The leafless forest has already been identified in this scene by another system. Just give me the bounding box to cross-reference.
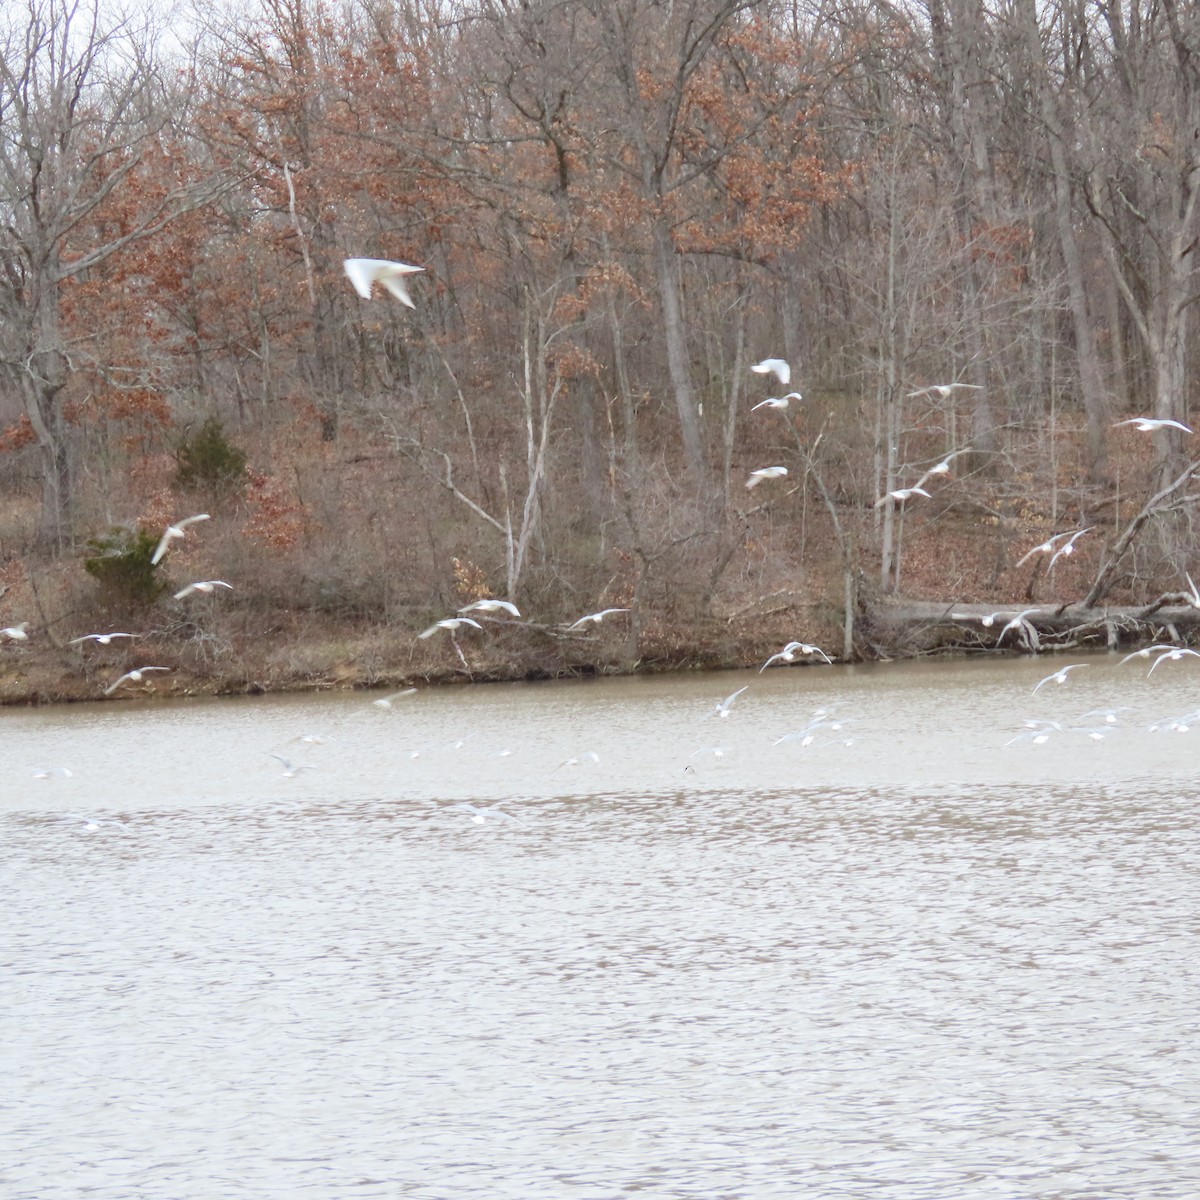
[2,0,1200,696]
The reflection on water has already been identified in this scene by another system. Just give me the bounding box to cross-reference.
[4,656,1200,1198]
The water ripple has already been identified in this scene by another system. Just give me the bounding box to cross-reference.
[5,667,1200,1197]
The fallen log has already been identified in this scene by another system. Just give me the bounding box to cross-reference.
[862,598,1200,658]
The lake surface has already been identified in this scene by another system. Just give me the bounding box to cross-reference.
[4,654,1200,1198]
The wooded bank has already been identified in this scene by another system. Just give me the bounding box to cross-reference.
[6,583,1200,706]
[3,0,1200,705]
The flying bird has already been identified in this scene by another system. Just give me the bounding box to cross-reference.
[68,632,138,646]
[1114,417,1193,434]
[565,608,629,631]
[1147,646,1200,676]
[1014,528,1084,569]
[1,622,29,640]
[174,580,233,599]
[973,609,1042,629]
[746,466,788,489]
[104,666,170,695]
[1078,706,1131,726]
[32,765,74,780]
[906,383,983,399]
[270,753,309,779]
[997,609,1042,652]
[688,746,729,761]
[451,802,528,828]
[1032,663,1089,693]
[418,617,483,639]
[751,393,803,412]
[1119,643,1183,665]
[915,448,971,489]
[371,688,418,709]
[705,685,750,720]
[1048,527,1094,570]
[458,599,522,618]
[1185,574,1200,609]
[774,714,849,747]
[151,514,210,565]
[1005,720,1063,747]
[344,257,425,307]
[760,641,833,671]
[557,751,601,769]
[62,814,128,833]
[874,486,931,507]
[751,358,791,385]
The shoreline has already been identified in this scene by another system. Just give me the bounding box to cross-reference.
[6,597,1199,708]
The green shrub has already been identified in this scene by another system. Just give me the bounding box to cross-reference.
[174,416,247,494]
[83,527,169,606]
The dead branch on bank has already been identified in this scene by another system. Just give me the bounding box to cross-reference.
[1083,459,1200,608]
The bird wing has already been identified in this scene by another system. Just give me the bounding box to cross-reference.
[751,358,791,384]
[464,600,520,616]
[1014,538,1058,567]
[489,807,529,828]
[377,269,419,308]
[178,513,211,530]
[343,258,381,299]
[1048,528,1093,568]
[345,258,423,306]
[150,532,174,565]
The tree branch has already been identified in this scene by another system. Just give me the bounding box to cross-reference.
[1083,459,1200,608]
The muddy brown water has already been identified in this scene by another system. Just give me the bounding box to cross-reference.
[4,654,1199,1198]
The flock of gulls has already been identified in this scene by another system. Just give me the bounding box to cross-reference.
[31,628,1200,832]
[1,511,639,699]
[1,509,240,697]
[8,257,1200,814]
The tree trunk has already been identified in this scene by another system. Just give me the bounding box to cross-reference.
[1014,0,1108,476]
[650,209,706,476]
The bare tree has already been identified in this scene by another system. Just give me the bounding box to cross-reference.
[1010,0,1110,476]
[0,0,225,546]
[1074,0,1200,480]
